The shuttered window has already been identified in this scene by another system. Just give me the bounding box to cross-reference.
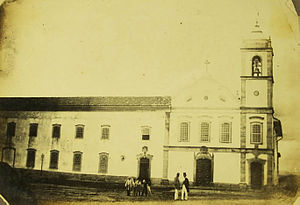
[220,122,232,143]
[99,153,109,174]
[52,124,61,138]
[26,149,36,168]
[180,122,189,142]
[101,125,110,139]
[75,125,84,139]
[29,123,38,137]
[251,122,263,144]
[49,150,59,169]
[200,122,210,142]
[73,152,82,171]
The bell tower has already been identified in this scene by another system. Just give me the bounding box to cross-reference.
[240,18,276,187]
[240,20,274,109]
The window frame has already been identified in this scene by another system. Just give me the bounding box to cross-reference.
[73,151,83,172]
[250,122,263,144]
[29,123,38,137]
[49,150,59,169]
[219,122,232,143]
[26,148,36,168]
[141,126,151,141]
[98,152,109,174]
[101,125,110,140]
[179,122,190,142]
[52,124,61,139]
[200,122,211,142]
[252,55,262,77]
[7,122,16,137]
[75,124,84,139]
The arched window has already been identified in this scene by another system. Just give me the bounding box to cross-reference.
[179,122,189,142]
[200,122,210,142]
[49,150,59,169]
[75,124,84,139]
[101,125,110,139]
[99,152,109,174]
[73,151,83,171]
[252,56,262,76]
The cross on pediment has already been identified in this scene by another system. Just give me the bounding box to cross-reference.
[204,60,210,72]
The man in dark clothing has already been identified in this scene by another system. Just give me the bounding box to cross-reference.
[141,179,148,196]
[181,172,189,200]
[174,173,180,200]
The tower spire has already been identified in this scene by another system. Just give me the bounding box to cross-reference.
[251,12,263,34]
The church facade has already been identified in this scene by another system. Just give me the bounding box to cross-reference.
[0,24,282,189]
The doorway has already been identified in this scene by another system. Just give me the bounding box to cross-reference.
[250,161,263,189]
[139,157,150,180]
[196,158,212,185]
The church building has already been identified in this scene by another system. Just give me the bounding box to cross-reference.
[0,22,282,189]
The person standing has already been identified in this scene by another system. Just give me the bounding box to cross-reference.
[174,173,180,200]
[125,177,131,196]
[146,178,152,196]
[181,172,189,200]
[141,179,148,196]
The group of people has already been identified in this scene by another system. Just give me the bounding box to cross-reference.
[174,172,189,200]
[124,177,152,197]
[124,173,190,201]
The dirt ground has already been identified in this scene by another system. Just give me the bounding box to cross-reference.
[32,183,300,205]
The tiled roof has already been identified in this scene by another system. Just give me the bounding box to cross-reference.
[0,96,171,111]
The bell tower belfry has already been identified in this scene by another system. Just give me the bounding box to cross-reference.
[240,20,274,108]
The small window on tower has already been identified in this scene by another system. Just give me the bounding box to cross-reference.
[250,122,263,144]
[141,126,151,140]
[252,56,262,76]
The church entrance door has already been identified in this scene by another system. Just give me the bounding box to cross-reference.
[196,158,212,185]
[139,157,150,180]
[250,161,263,189]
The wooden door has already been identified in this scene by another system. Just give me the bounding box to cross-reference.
[139,157,149,180]
[251,162,263,189]
[196,158,212,185]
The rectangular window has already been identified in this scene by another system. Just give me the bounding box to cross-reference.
[99,153,109,174]
[200,122,210,142]
[29,123,38,137]
[180,122,189,142]
[251,122,263,144]
[73,152,82,171]
[101,125,110,139]
[52,124,61,138]
[141,126,151,140]
[49,150,59,169]
[75,125,84,139]
[7,122,16,137]
[220,122,232,143]
[26,149,36,168]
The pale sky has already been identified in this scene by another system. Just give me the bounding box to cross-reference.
[0,0,299,173]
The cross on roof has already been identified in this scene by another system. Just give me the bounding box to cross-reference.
[204,60,210,72]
